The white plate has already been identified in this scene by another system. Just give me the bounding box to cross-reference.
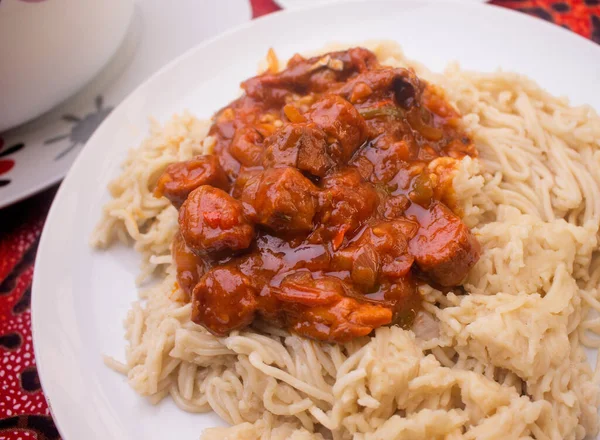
[274,0,487,8]
[0,0,251,209]
[32,1,600,439]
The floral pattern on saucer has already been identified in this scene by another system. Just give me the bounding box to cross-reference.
[0,140,25,188]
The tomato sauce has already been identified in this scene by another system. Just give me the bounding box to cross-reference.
[156,47,480,342]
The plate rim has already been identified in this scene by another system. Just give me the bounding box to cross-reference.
[31,1,600,438]
[273,0,489,8]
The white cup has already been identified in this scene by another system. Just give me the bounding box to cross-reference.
[0,0,134,132]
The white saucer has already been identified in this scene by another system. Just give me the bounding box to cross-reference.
[0,0,251,209]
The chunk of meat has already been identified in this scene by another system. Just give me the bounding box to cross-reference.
[179,186,255,255]
[272,271,344,306]
[318,168,379,242]
[242,167,318,234]
[335,219,418,283]
[230,126,264,167]
[351,137,420,184]
[262,123,333,177]
[172,232,206,297]
[409,202,480,286]
[380,194,411,219]
[335,67,422,110]
[241,48,378,105]
[231,167,261,199]
[273,272,392,342]
[364,277,418,325]
[308,95,368,162]
[232,248,286,324]
[154,155,229,208]
[292,297,392,342]
[192,267,257,335]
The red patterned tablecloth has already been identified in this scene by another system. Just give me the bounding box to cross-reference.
[0,1,597,438]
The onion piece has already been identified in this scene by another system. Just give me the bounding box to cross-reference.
[351,245,380,290]
[407,109,443,141]
[309,55,344,72]
[412,310,440,341]
[267,48,279,74]
[358,105,405,120]
[283,104,307,123]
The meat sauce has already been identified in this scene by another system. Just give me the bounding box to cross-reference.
[155,48,481,343]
